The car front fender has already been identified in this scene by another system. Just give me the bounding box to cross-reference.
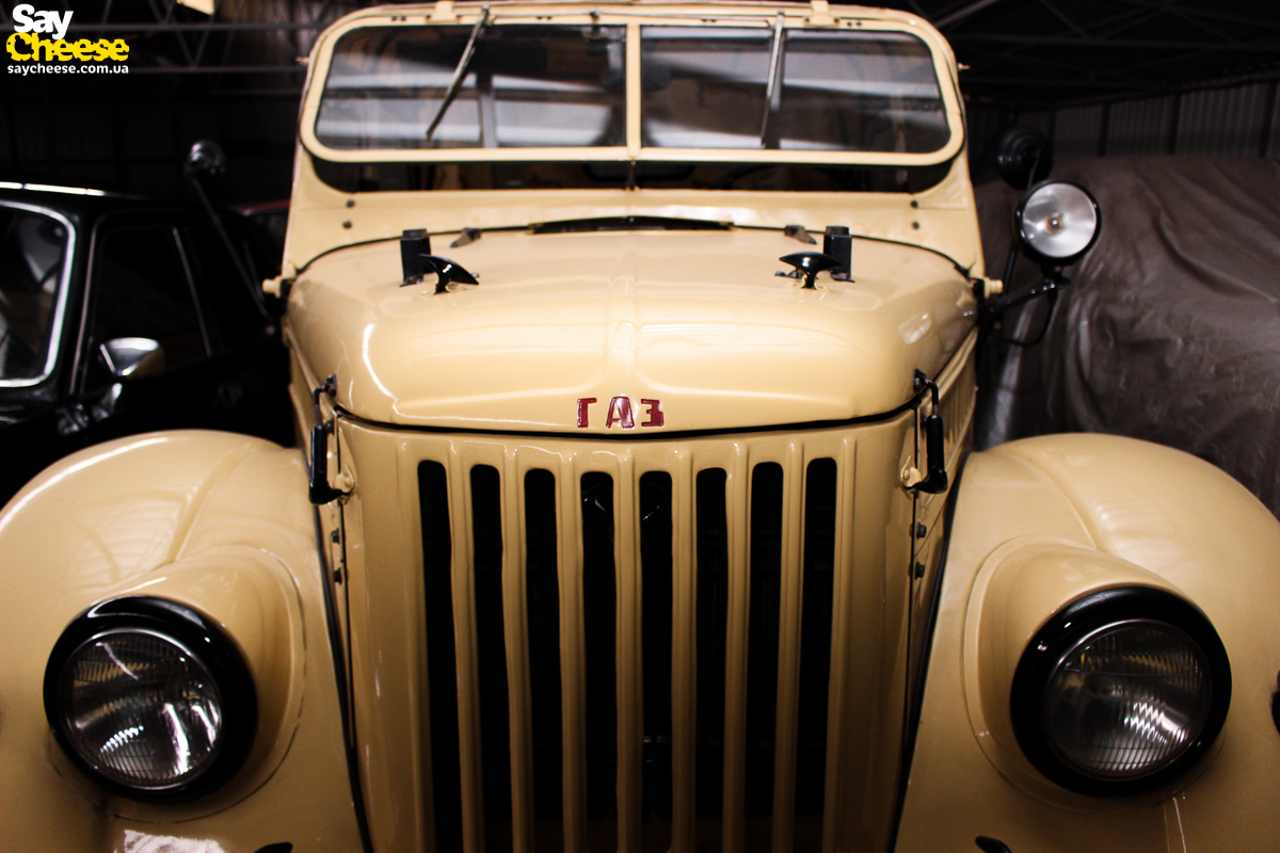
[0,430,363,853]
[897,433,1280,852]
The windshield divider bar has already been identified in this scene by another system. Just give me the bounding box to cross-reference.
[759,12,785,149]
[425,5,489,143]
[626,20,642,158]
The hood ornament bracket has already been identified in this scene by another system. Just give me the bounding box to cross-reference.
[777,251,842,289]
[401,228,480,293]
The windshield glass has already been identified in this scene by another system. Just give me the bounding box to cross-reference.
[316,24,627,150]
[641,27,948,152]
[312,21,951,157]
[0,205,69,382]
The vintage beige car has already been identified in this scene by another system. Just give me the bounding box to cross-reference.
[4,2,1280,852]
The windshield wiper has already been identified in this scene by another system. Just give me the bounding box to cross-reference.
[425,5,490,143]
[758,12,785,148]
[530,216,732,234]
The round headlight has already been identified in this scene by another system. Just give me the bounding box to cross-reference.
[1012,587,1230,797]
[1014,180,1100,266]
[44,598,256,800]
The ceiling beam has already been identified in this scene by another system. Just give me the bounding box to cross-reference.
[949,34,1280,52]
[933,0,1008,30]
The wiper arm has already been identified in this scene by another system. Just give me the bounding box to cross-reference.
[426,5,490,143]
[530,216,732,234]
[758,12,785,148]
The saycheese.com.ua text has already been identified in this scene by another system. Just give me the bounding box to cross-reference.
[8,61,128,74]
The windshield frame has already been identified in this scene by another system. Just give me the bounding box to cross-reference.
[299,4,964,167]
[0,200,76,389]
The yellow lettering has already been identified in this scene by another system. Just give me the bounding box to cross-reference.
[34,36,57,62]
[5,32,34,61]
[4,33,128,63]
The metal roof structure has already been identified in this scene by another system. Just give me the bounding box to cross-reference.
[885,0,1280,108]
[3,0,1277,108]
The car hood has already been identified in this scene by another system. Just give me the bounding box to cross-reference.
[287,227,976,433]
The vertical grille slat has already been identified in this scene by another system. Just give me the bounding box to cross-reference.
[473,465,513,853]
[558,465,587,853]
[639,472,674,853]
[770,451,809,853]
[669,462,697,853]
[581,472,619,853]
[525,469,564,851]
[617,462,643,853]
[721,451,752,853]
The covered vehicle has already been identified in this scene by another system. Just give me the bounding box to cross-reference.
[2,5,1279,853]
[0,182,291,502]
[975,155,1280,517]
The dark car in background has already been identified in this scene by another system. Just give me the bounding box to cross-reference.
[0,181,290,503]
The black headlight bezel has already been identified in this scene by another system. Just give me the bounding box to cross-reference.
[1010,586,1231,798]
[43,596,258,802]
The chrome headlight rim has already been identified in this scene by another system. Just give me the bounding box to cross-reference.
[1010,586,1231,798]
[43,596,258,802]
[1013,179,1102,267]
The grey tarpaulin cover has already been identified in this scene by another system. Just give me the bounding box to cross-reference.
[974,156,1280,518]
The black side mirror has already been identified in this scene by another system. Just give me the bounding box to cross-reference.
[996,126,1053,191]
[182,140,274,322]
[99,337,165,381]
[184,139,227,189]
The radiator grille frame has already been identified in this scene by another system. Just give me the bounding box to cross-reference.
[335,336,976,853]
[410,428,870,853]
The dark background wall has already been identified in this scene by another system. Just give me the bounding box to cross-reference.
[2,0,1278,203]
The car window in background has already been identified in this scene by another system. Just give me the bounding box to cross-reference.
[0,205,69,381]
[183,220,272,352]
[89,225,208,381]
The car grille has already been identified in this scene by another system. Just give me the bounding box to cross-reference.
[416,430,860,853]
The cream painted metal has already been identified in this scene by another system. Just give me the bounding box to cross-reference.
[4,2,1279,853]
[0,433,363,851]
[897,435,1280,850]
[285,227,977,432]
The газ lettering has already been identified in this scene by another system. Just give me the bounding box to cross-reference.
[3,3,1279,852]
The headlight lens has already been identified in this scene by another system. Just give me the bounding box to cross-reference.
[1012,588,1230,797]
[44,598,256,800]
[1015,180,1100,265]
[1042,620,1212,780]
[57,628,225,789]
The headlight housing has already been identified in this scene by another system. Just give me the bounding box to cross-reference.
[1011,587,1230,797]
[1014,180,1101,267]
[43,597,257,801]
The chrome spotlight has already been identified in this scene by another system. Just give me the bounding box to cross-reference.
[1014,181,1101,267]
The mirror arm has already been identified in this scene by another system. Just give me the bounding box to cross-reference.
[980,269,1069,347]
[183,141,274,323]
